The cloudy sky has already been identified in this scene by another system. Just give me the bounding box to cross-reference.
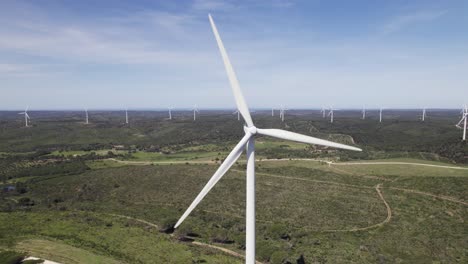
[1,0,467,110]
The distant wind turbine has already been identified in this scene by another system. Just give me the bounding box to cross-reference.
[174,15,362,264]
[271,108,274,117]
[379,108,383,123]
[168,107,173,120]
[421,107,426,122]
[279,105,288,122]
[84,108,89,124]
[456,105,467,141]
[18,107,30,127]
[193,105,199,121]
[362,106,366,120]
[233,110,240,121]
[125,108,129,124]
[320,107,326,118]
[328,107,334,123]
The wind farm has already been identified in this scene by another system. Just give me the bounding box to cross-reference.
[0,1,467,264]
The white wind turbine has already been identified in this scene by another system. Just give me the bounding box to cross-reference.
[84,108,89,124]
[174,15,362,264]
[320,107,326,118]
[125,108,129,124]
[18,107,30,127]
[421,107,426,122]
[168,107,173,120]
[456,105,467,141]
[362,106,366,120]
[271,108,274,117]
[328,107,335,123]
[233,109,240,120]
[279,105,288,122]
[379,107,383,123]
[193,105,200,121]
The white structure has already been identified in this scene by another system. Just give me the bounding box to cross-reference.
[456,105,467,141]
[271,108,274,116]
[422,107,426,122]
[328,107,334,123]
[193,105,199,121]
[84,108,89,124]
[125,108,129,124]
[320,107,326,118]
[362,106,366,120]
[18,107,30,127]
[379,108,383,123]
[168,107,173,120]
[233,110,240,120]
[175,15,362,264]
[279,105,288,122]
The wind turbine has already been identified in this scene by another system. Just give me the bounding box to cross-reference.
[320,107,326,118]
[84,108,89,124]
[193,105,199,121]
[421,107,426,122]
[168,107,173,120]
[175,15,362,264]
[379,107,383,123]
[233,110,240,121]
[279,105,288,122]
[362,106,366,120]
[125,108,129,124]
[271,108,274,117]
[18,107,30,127]
[328,107,334,123]
[456,105,467,141]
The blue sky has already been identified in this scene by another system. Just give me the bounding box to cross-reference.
[0,0,467,110]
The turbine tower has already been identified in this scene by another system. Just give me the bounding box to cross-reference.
[328,107,334,123]
[175,15,362,264]
[379,107,383,123]
[362,106,366,120]
[279,105,288,122]
[125,108,129,124]
[168,107,173,120]
[18,107,30,127]
[422,107,426,122]
[233,110,240,121]
[193,105,199,121]
[320,107,326,118]
[456,105,467,141]
[271,108,274,117]
[84,108,89,124]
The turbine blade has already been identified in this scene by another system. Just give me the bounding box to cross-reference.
[257,128,362,151]
[175,133,252,228]
[208,14,254,127]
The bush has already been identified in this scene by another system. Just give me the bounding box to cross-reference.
[18,197,35,206]
[0,250,26,264]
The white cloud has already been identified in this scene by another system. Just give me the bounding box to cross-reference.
[383,10,448,34]
[192,0,235,11]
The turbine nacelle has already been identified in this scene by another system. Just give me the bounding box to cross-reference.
[244,126,257,135]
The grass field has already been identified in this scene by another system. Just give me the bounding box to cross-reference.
[1,156,465,263]
[0,111,467,263]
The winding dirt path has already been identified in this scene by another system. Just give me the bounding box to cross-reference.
[388,187,468,206]
[334,161,468,170]
[322,184,392,232]
[106,213,263,263]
